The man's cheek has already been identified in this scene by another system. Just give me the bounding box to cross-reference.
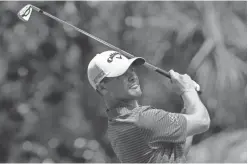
[124,84,130,92]
[111,83,123,93]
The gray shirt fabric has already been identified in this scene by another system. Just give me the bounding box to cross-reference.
[107,106,187,163]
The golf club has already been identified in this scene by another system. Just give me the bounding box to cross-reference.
[17,4,201,94]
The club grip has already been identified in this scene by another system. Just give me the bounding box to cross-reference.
[155,68,202,95]
[155,68,171,78]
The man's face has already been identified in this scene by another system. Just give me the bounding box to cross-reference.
[102,66,142,100]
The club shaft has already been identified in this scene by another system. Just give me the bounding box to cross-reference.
[30,5,202,94]
[30,5,202,95]
[31,5,171,78]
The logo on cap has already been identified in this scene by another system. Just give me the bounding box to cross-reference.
[107,52,122,63]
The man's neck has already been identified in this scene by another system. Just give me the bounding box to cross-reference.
[105,99,139,119]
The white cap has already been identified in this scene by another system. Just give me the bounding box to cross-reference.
[87,50,145,90]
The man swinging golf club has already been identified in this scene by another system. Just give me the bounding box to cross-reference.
[88,51,210,163]
[17,4,208,163]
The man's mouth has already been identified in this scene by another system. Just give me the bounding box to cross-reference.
[129,83,139,89]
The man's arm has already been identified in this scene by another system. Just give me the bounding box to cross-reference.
[181,90,210,136]
[184,136,193,155]
[169,70,210,137]
[180,108,193,155]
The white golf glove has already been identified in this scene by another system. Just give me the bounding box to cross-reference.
[169,70,201,95]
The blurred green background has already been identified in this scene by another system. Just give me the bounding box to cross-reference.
[0,1,246,163]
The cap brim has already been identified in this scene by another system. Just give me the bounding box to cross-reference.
[129,57,146,66]
[106,57,145,78]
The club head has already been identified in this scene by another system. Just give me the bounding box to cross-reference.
[17,4,33,22]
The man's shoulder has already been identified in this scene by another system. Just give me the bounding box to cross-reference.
[135,105,154,112]
[108,106,152,127]
[108,106,162,127]
[136,105,165,115]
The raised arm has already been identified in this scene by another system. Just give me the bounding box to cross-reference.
[181,90,210,136]
[169,70,210,137]
[180,108,193,155]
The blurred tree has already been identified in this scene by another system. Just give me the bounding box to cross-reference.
[187,1,246,129]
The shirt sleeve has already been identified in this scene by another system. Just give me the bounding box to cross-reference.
[137,107,187,143]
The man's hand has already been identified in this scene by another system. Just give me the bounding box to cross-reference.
[169,70,199,95]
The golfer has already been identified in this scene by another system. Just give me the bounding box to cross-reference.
[87,50,210,163]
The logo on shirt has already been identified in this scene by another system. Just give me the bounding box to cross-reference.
[168,113,179,125]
